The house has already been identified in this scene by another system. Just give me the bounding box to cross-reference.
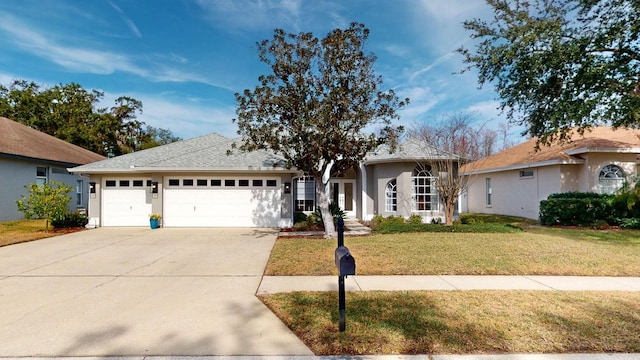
[0,117,106,221]
[69,134,456,228]
[460,127,640,220]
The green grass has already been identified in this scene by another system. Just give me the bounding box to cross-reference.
[267,213,640,276]
[260,290,640,355]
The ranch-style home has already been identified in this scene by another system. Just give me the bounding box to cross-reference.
[0,117,105,221]
[461,127,640,220]
[70,133,457,228]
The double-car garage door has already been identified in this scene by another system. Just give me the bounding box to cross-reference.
[101,177,283,227]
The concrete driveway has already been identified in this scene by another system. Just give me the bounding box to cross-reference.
[0,228,313,356]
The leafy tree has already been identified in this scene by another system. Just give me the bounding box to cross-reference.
[458,0,640,146]
[410,112,491,225]
[0,80,180,155]
[233,22,408,237]
[139,125,183,150]
[15,181,72,232]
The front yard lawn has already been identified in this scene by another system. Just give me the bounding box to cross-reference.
[266,231,640,276]
[0,219,62,247]
[260,290,640,355]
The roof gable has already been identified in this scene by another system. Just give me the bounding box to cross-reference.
[364,138,458,164]
[462,127,640,174]
[0,117,105,165]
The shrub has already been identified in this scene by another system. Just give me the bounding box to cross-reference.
[408,214,423,225]
[294,212,308,224]
[370,215,384,230]
[619,218,640,229]
[374,222,520,234]
[51,211,88,228]
[539,193,614,226]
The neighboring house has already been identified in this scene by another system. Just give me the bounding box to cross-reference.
[0,117,106,221]
[460,127,640,220]
[70,134,456,228]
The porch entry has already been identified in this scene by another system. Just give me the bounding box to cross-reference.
[330,179,356,217]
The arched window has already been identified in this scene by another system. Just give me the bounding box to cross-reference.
[412,165,438,211]
[598,164,625,194]
[385,179,397,212]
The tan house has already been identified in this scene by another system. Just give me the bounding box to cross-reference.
[0,117,105,221]
[70,135,455,228]
[461,127,640,220]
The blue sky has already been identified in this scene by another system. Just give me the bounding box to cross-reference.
[0,0,523,143]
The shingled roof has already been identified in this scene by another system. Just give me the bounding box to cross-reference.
[462,127,640,175]
[70,132,293,173]
[364,138,458,164]
[0,117,105,166]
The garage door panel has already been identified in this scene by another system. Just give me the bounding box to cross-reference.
[102,188,152,227]
[164,188,281,227]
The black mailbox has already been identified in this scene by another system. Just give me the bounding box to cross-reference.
[335,246,356,276]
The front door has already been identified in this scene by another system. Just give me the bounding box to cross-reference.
[330,180,356,217]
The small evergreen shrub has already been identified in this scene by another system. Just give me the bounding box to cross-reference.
[294,212,308,224]
[51,211,88,228]
[539,193,614,226]
[408,214,423,225]
[619,218,640,229]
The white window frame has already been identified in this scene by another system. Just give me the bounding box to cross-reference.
[412,165,438,212]
[486,178,492,207]
[36,166,47,185]
[598,164,625,194]
[76,180,83,206]
[295,176,315,212]
[385,179,397,212]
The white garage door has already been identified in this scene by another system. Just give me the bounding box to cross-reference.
[102,179,152,227]
[163,177,282,227]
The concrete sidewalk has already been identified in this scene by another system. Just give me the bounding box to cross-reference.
[257,275,640,294]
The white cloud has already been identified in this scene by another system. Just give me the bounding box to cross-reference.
[107,1,142,38]
[196,0,303,32]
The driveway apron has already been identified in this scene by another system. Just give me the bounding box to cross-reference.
[0,228,313,356]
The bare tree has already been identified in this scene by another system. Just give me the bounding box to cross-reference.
[410,112,488,225]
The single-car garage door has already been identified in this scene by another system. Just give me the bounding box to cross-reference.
[163,177,282,227]
[102,179,152,227]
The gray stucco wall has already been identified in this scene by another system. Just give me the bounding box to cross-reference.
[0,157,89,221]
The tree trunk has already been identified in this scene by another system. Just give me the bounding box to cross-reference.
[444,201,455,226]
[315,180,337,238]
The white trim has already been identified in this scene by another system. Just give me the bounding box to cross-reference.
[565,147,640,155]
[461,158,584,176]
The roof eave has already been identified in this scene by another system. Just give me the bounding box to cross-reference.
[565,147,640,155]
[461,158,585,176]
[68,166,300,174]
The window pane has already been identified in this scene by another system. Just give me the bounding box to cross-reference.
[169,179,179,186]
[119,180,130,187]
[239,180,249,187]
[106,180,116,187]
[36,166,47,177]
[197,179,208,186]
[266,179,277,187]
[183,179,194,186]
[253,179,263,187]
[225,179,235,187]
[211,179,221,186]
[133,180,144,187]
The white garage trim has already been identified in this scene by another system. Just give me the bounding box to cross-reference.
[163,176,284,227]
[102,178,152,227]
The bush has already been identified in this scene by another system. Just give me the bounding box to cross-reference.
[619,218,640,229]
[294,212,308,224]
[51,211,88,228]
[408,214,423,225]
[539,193,614,226]
[374,222,520,234]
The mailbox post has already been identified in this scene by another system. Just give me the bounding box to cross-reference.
[335,217,355,332]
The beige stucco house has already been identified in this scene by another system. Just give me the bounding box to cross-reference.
[70,135,455,228]
[460,127,640,220]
